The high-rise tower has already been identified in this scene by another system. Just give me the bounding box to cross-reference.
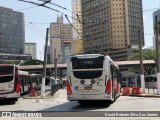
[81,0,144,60]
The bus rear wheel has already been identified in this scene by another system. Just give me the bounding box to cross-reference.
[7,98,18,104]
[111,93,116,103]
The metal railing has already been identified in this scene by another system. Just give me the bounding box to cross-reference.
[51,84,63,96]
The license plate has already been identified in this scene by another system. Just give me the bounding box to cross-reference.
[84,87,92,90]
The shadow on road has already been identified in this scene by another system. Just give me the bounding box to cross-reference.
[0,99,16,105]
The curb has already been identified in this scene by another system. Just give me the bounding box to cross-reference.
[46,89,62,98]
[134,94,160,98]
[121,94,160,98]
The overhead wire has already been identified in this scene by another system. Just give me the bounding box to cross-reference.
[18,0,80,23]
[38,0,78,15]
[17,0,155,40]
[28,22,46,37]
[25,23,45,38]
[16,0,160,24]
[65,14,94,54]
[16,5,38,11]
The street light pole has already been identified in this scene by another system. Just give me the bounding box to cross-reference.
[54,48,58,84]
[155,16,160,94]
[138,30,145,93]
[41,28,49,97]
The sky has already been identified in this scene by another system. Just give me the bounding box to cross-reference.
[0,0,160,60]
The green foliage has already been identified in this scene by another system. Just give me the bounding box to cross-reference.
[128,49,156,75]
[6,60,15,64]
[19,59,44,66]
[128,49,156,61]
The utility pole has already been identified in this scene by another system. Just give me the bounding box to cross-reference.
[54,49,58,84]
[50,49,58,95]
[41,28,49,97]
[138,30,145,93]
[155,16,160,94]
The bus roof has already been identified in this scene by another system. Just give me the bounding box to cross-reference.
[71,54,104,59]
[0,64,17,67]
[18,70,29,76]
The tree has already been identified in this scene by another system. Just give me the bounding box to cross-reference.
[19,59,44,66]
[128,48,156,75]
[128,49,156,61]
[6,60,15,64]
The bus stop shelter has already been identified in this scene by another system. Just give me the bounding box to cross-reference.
[121,71,139,87]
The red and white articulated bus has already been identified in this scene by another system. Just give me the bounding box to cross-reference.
[67,54,121,104]
[0,64,20,103]
[0,64,32,103]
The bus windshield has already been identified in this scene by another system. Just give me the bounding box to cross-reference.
[71,56,104,79]
[0,66,14,83]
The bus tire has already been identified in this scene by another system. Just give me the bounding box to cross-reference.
[14,98,18,102]
[8,98,16,104]
[111,94,116,103]
[78,101,87,105]
[113,94,116,102]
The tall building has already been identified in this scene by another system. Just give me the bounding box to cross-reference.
[0,6,25,54]
[72,0,82,40]
[81,0,144,60]
[153,9,160,49]
[25,43,37,59]
[63,40,72,63]
[72,39,83,54]
[50,15,72,63]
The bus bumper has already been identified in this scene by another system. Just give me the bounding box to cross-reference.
[0,92,20,99]
[67,93,111,101]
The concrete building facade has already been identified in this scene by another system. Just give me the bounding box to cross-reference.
[153,9,160,49]
[62,40,72,63]
[81,0,144,60]
[25,43,37,59]
[72,39,83,54]
[50,16,72,63]
[72,0,82,40]
[0,6,25,54]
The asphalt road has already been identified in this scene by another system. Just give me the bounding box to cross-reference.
[1,89,160,120]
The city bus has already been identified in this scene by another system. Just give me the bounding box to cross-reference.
[145,75,157,89]
[31,74,54,90]
[0,64,20,103]
[18,70,32,94]
[31,73,42,90]
[67,54,121,104]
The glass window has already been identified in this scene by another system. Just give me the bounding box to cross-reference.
[0,66,14,83]
[71,56,104,69]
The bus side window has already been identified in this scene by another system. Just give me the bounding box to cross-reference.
[110,64,118,80]
[118,72,122,83]
[110,65,113,80]
[20,76,23,85]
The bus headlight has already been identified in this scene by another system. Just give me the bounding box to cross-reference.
[80,79,85,84]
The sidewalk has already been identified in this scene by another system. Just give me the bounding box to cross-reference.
[22,88,62,99]
[121,88,160,98]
